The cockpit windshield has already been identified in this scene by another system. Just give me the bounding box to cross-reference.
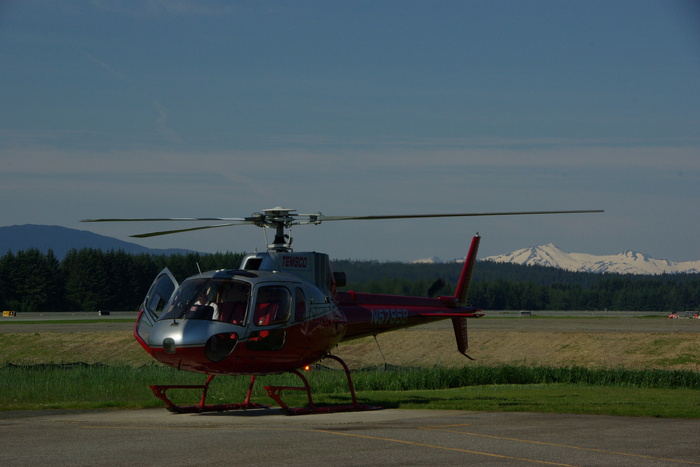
[159,278,251,324]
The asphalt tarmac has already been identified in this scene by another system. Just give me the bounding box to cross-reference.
[1,408,698,466]
[2,313,699,465]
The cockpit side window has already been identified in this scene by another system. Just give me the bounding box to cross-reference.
[253,286,291,326]
[217,281,250,324]
[145,272,177,319]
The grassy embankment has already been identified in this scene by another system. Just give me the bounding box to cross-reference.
[1,317,698,417]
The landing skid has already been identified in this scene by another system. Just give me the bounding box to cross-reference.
[150,355,380,415]
[150,374,270,414]
[264,355,381,415]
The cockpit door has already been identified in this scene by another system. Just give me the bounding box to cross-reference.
[142,268,179,323]
[136,268,178,350]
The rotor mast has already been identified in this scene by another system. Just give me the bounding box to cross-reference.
[252,207,302,252]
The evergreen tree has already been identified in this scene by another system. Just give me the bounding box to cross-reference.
[62,249,110,311]
[0,251,19,310]
[10,249,61,312]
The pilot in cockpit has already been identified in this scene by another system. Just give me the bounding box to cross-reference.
[194,291,220,320]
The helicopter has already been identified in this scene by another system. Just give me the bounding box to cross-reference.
[82,207,602,414]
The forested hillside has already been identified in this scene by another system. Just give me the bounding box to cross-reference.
[334,260,700,312]
[0,249,244,312]
[1,250,698,312]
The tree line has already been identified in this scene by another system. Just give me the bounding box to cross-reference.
[1,249,698,312]
[337,260,700,312]
[0,249,244,312]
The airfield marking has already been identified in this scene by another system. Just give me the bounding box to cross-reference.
[81,424,573,465]
[80,422,700,465]
[309,428,577,466]
[420,425,700,466]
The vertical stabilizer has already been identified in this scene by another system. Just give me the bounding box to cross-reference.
[449,235,481,360]
[453,234,481,307]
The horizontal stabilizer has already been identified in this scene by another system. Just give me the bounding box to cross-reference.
[420,311,484,318]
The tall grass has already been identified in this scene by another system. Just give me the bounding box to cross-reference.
[315,364,700,391]
[1,363,698,413]
[0,363,183,410]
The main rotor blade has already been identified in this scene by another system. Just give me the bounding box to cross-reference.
[81,209,604,238]
[317,210,604,222]
[129,223,249,238]
[81,217,247,222]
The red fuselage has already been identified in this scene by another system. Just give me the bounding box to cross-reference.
[135,236,482,376]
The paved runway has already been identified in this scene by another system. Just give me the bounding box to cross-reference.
[1,408,698,466]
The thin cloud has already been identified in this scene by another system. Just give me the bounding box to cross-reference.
[77,49,128,81]
[152,100,182,143]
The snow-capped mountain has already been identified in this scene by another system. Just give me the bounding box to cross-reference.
[482,243,700,275]
[411,256,444,264]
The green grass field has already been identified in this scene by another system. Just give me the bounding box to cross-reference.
[1,316,698,417]
[1,363,698,418]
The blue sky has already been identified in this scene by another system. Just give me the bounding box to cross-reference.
[1,0,698,261]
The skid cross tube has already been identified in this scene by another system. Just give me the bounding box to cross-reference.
[264,354,381,415]
[150,374,269,413]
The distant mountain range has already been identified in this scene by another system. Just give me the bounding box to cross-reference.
[482,243,700,275]
[3,225,699,275]
[0,224,197,259]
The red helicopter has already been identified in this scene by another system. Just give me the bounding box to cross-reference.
[83,207,601,414]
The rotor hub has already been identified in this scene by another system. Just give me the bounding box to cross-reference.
[249,208,299,252]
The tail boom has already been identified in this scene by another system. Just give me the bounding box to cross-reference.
[337,234,483,342]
